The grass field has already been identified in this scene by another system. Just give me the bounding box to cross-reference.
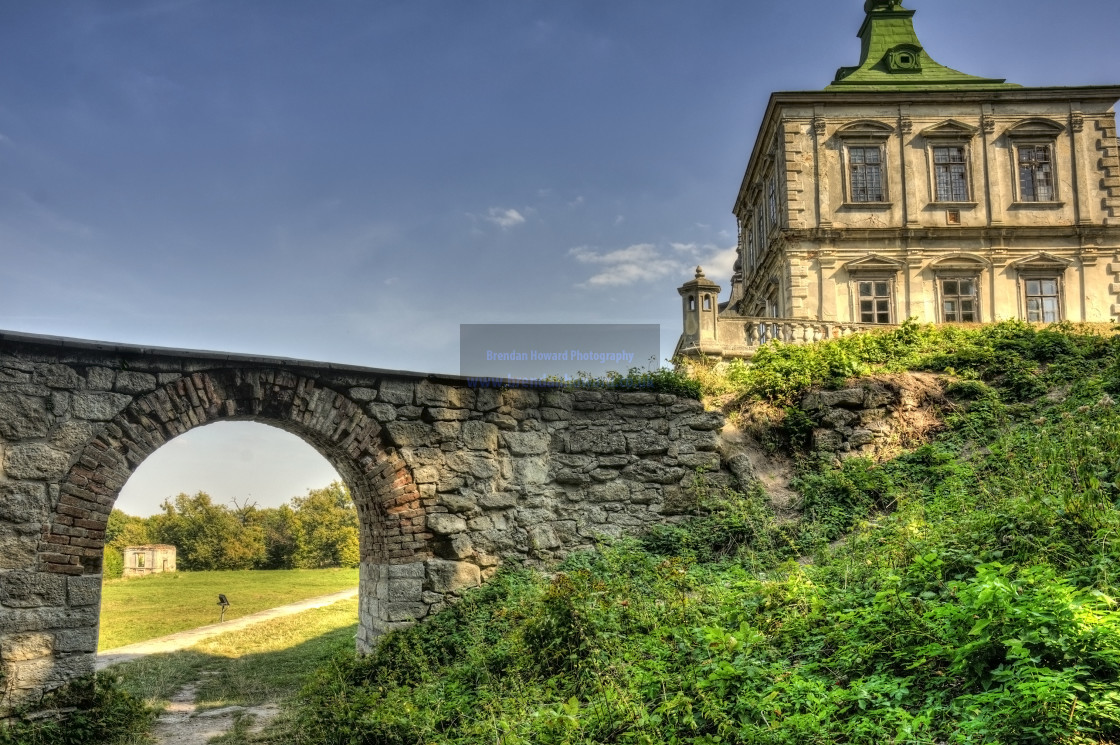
[99,568,358,651]
[112,597,359,744]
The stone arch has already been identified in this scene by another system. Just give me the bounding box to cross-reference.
[39,368,426,652]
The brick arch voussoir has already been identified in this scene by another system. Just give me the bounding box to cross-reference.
[41,369,430,575]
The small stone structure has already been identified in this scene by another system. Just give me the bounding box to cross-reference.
[121,545,176,578]
[801,374,946,457]
[0,330,732,710]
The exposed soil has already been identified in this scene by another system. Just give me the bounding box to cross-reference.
[150,678,280,744]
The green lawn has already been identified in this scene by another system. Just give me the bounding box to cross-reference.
[98,568,358,651]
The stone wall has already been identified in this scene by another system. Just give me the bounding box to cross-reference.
[801,374,946,458]
[0,331,729,710]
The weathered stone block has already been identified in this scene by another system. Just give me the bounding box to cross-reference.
[348,387,378,402]
[474,388,501,412]
[724,453,754,483]
[0,532,38,570]
[624,461,686,484]
[849,428,875,448]
[388,578,423,602]
[412,466,439,484]
[589,480,631,503]
[626,433,670,455]
[48,420,96,453]
[427,513,467,535]
[512,456,548,485]
[676,452,721,470]
[0,572,66,608]
[385,421,436,448]
[501,390,539,409]
[813,429,844,452]
[4,444,71,480]
[500,431,550,456]
[441,495,477,513]
[85,367,115,390]
[0,482,49,524]
[820,407,859,429]
[554,469,591,485]
[460,421,498,451]
[34,364,82,389]
[388,563,426,579]
[386,602,428,622]
[71,392,131,421]
[53,628,97,654]
[478,493,518,509]
[683,411,724,431]
[449,534,474,559]
[425,559,481,595]
[567,430,626,454]
[378,380,414,405]
[113,371,157,395]
[424,407,470,422]
[0,632,53,662]
[819,389,865,408]
[445,452,498,479]
[0,394,50,440]
[365,402,398,421]
[528,525,560,551]
[67,576,100,608]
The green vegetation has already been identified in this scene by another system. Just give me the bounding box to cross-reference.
[280,322,1120,744]
[104,481,360,577]
[98,567,357,650]
[0,675,151,745]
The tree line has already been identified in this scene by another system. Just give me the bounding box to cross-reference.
[104,481,359,578]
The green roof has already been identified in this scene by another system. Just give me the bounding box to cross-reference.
[826,1,1018,91]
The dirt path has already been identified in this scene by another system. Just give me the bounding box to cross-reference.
[148,678,280,745]
[96,587,358,670]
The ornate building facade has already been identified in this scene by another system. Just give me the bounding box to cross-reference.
[677,0,1120,358]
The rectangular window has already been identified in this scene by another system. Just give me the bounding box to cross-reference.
[756,211,765,249]
[848,146,884,202]
[746,227,755,267]
[1025,278,1061,323]
[858,280,892,324]
[933,146,969,202]
[1018,145,1054,202]
[137,554,145,568]
[941,278,978,322]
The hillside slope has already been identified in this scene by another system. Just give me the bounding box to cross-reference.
[282,322,1120,745]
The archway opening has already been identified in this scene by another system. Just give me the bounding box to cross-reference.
[98,421,361,654]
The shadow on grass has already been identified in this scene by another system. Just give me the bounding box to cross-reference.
[111,621,358,709]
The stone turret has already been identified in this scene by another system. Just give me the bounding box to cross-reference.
[677,266,722,356]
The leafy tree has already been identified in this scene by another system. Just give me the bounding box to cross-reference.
[105,508,152,552]
[257,504,299,569]
[149,492,265,571]
[291,482,360,569]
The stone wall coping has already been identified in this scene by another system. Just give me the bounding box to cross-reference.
[0,329,466,385]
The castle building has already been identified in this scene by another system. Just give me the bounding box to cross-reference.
[676,0,1120,358]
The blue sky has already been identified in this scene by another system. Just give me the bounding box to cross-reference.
[3,0,1118,514]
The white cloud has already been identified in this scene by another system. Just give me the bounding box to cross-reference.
[613,214,625,225]
[485,207,526,229]
[569,243,684,288]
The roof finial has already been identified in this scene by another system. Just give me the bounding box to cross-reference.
[695,266,705,279]
[864,0,905,11]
